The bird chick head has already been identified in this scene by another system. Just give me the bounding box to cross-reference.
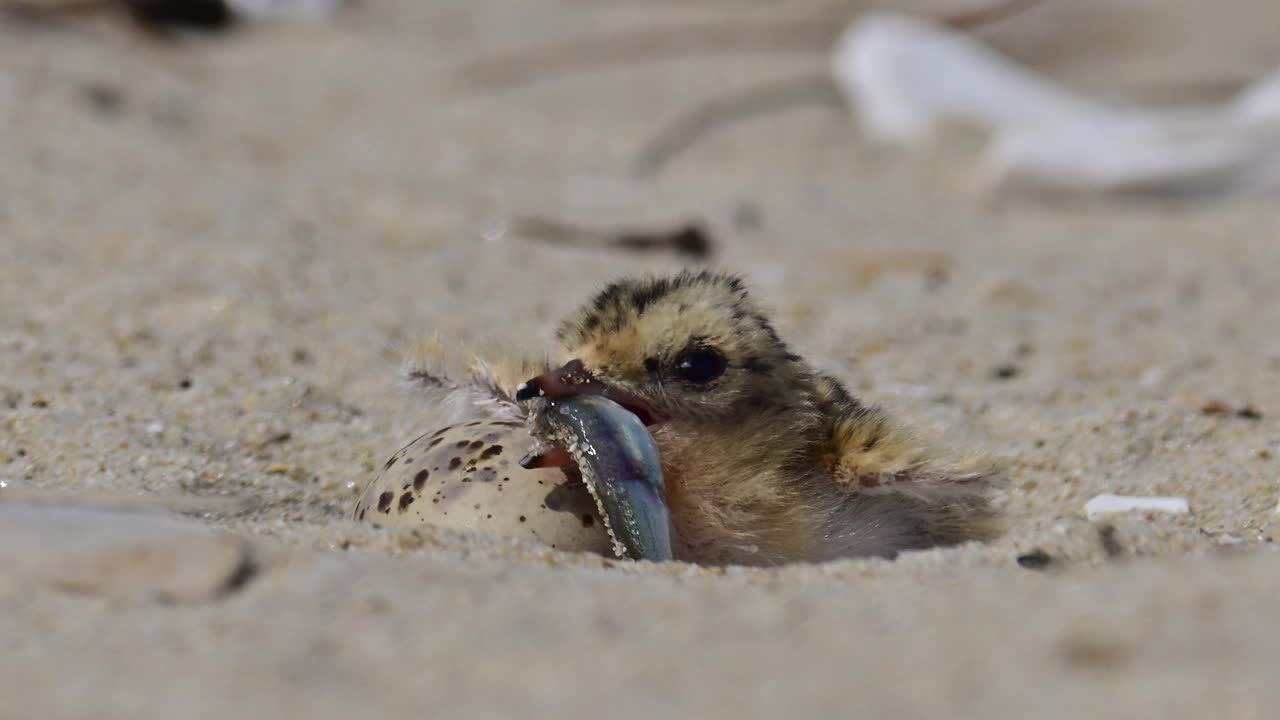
[516,270,806,427]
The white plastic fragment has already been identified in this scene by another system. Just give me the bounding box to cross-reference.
[832,13,1101,146]
[831,13,1280,198]
[1085,493,1190,520]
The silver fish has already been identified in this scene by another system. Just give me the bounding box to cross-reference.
[523,395,673,562]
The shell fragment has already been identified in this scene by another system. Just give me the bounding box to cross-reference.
[1085,493,1190,520]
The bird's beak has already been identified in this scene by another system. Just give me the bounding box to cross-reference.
[514,359,662,427]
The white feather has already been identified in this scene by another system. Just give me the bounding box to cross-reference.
[401,337,524,424]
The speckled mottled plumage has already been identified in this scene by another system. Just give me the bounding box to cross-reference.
[411,270,1002,566]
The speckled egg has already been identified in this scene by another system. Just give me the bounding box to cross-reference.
[353,419,613,555]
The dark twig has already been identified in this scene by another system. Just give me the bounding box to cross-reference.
[510,215,714,260]
[626,0,1045,177]
[631,71,843,177]
[454,0,1044,92]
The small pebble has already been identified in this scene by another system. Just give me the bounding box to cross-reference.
[991,364,1020,380]
[1237,405,1263,420]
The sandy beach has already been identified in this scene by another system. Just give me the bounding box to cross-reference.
[2,2,1279,717]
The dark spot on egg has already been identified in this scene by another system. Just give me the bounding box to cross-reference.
[377,492,394,513]
[455,440,470,448]
[519,515,527,523]
[468,440,484,451]
[466,421,483,427]
[413,469,430,490]
[403,457,414,465]
[480,445,503,459]
[432,427,452,438]
[581,514,595,528]
[473,468,498,483]
[357,507,366,521]
[449,457,462,470]
[383,456,397,470]
[399,493,414,510]
[427,437,444,449]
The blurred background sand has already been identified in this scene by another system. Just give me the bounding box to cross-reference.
[1,1,1279,717]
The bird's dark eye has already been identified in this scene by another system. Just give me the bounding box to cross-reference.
[674,348,728,385]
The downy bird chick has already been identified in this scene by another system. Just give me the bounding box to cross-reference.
[414,270,1001,566]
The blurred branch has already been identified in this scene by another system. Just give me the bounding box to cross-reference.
[454,0,1043,92]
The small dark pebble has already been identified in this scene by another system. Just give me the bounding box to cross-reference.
[1016,549,1053,570]
[1237,406,1263,420]
[30,399,49,409]
[81,82,126,114]
[178,378,193,390]
[991,365,1020,381]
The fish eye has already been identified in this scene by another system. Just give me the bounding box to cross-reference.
[674,347,728,385]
